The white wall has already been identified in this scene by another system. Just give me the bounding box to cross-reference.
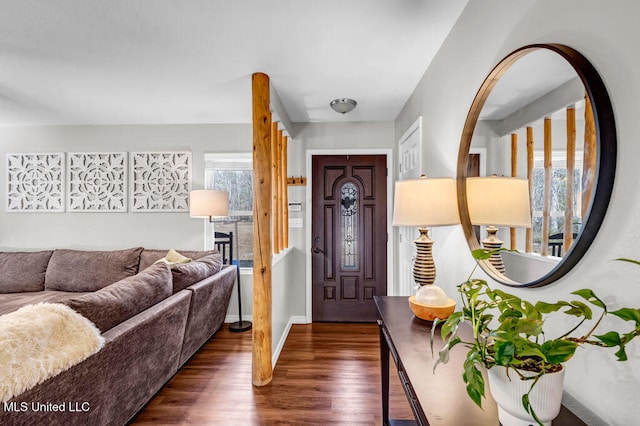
[0,124,251,250]
[395,2,640,425]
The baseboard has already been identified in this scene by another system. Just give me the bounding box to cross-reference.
[272,315,307,367]
[225,314,254,323]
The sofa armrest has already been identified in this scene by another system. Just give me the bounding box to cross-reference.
[179,265,236,365]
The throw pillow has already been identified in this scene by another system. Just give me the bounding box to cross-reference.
[154,249,192,265]
[170,253,224,293]
[45,247,143,292]
[0,251,53,293]
[139,249,218,271]
[64,262,172,333]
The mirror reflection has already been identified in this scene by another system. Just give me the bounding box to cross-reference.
[459,45,615,286]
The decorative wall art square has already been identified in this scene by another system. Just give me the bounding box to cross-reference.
[130,152,192,212]
[6,153,65,212]
[67,152,127,212]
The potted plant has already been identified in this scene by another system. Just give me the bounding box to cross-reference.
[431,248,640,426]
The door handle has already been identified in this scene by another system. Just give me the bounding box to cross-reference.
[312,247,325,254]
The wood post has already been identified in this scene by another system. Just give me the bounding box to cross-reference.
[251,72,273,386]
[564,106,576,254]
[525,127,534,253]
[510,133,518,250]
[583,95,597,220]
[541,117,552,256]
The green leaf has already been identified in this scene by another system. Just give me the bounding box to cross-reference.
[523,393,544,426]
[516,318,544,337]
[615,345,628,361]
[462,358,485,408]
[536,300,571,314]
[472,248,493,260]
[541,340,578,364]
[615,257,640,267]
[594,331,621,347]
[563,301,593,319]
[441,311,464,340]
[494,341,515,365]
[610,308,640,326]
[572,289,607,309]
[517,344,546,360]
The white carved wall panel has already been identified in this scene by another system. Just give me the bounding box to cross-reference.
[67,152,127,212]
[130,151,191,212]
[6,153,65,212]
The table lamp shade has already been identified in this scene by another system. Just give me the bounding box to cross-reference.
[189,190,229,218]
[392,177,459,227]
[466,176,531,228]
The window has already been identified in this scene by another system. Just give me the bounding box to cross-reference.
[531,152,583,254]
[204,153,253,268]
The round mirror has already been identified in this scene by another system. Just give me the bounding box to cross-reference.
[457,44,616,287]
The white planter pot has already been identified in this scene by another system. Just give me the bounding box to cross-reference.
[487,365,565,426]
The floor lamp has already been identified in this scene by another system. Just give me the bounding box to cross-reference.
[466,176,532,274]
[190,190,251,332]
[392,176,460,288]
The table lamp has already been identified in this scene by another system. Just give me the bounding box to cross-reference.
[466,176,532,273]
[392,175,459,287]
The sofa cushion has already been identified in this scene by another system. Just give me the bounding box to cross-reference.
[170,253,224,293]
[0,251,53,293]
[63,262,172,333]
[44,247,143,292]
[139,248,217,271]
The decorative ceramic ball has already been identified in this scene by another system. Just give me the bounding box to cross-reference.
[416,284,448,306]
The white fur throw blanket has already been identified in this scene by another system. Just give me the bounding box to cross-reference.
[0,303,105,402]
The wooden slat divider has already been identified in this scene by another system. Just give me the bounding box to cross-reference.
[526,127,534,253]
[564,106,576,254]
[510,133,518,250]
[583,95,597,220]
[277,129,284,252]
[271,122,280,254]
[282,135,289,249]
[541,117,552,256]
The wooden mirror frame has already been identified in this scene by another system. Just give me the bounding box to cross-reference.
[457,44,617,287]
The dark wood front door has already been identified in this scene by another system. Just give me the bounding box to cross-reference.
[312,155,387,322]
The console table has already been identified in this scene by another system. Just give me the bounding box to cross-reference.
[375,296,586,426]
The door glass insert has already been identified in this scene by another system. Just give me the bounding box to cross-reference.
[340,182,358,270]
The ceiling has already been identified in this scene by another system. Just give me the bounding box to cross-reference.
[0,0,468,127]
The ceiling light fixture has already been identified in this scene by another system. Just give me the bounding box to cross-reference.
[330,98,357,114]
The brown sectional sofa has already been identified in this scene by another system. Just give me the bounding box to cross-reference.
[0,247,236,426]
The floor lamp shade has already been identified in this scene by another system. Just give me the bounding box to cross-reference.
[189,190,229,220]
[393,177,459,287]
[466,176,531,273]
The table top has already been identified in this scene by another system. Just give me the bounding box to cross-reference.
[375,296,586,426]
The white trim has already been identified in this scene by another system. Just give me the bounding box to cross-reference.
[272,315,307,367]
[224,314,254,323]
[398,116,422,179]
[305,148,394,323]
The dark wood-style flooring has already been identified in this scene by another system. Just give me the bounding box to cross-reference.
[130,323,414,425]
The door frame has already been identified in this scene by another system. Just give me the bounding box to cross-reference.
[305,148,394,323]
